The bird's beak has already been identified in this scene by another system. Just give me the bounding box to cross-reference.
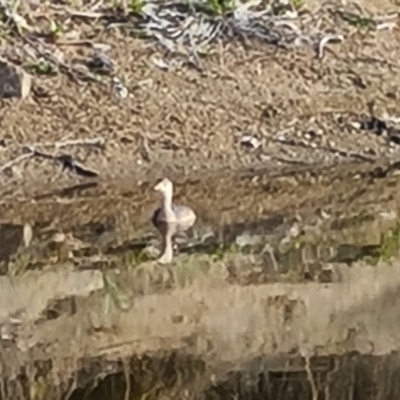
[154,182,161,192]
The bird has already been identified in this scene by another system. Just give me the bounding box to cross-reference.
[152,178,196,264]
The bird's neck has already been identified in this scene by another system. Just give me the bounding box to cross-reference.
[161,191,173,214]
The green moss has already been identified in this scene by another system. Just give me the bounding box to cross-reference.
[48,19,63,40]
[128,0,144,14]
[270,0,304,15]
[204,0,234,15]
[25,60,57,76]
[378,224,400,262]
[119,248,152,267]
[290,0,304,10]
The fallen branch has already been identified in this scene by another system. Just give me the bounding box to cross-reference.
[1,146,99,178]
[30,148,99,178]
[57,154,99,178]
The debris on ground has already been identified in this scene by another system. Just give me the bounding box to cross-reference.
[0,59,31,99]
[0,0,395,84]
[240,135,262,150]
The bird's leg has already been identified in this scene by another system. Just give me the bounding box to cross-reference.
[158,250,173,264]
[158,235,173,264]
[157,222,177,264]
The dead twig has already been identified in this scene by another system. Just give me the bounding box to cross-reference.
[55,40,111,50]
[29,137,106,150]
[262,243,279,272]
[0,0,32,35]
[0,151,34,174]
[317,34,344,59]
[49,4,108,20]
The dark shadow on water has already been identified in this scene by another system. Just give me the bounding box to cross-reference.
[61,352,400,400]
[202,352,400,400]
[68,352,207,400]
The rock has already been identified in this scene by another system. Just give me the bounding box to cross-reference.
[111,77,128,99]
[235,233,263,247]
[240,135,261,150]
[0,59,32,99]
[0,224,24,262]
[86,52,115,74]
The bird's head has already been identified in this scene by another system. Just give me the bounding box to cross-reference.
[154,178,173,196]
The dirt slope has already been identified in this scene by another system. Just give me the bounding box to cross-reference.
[0,0,400,197]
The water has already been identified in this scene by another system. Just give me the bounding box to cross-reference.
[3,352,400,400]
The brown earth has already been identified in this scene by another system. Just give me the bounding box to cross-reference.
[1,0,400,399]
[0,0,400,197]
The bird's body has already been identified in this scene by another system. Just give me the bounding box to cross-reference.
[152,178,196,264]
[152,204,196,230]
[152,178,196,230]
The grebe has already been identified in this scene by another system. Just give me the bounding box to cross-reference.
[152,178,196,264]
